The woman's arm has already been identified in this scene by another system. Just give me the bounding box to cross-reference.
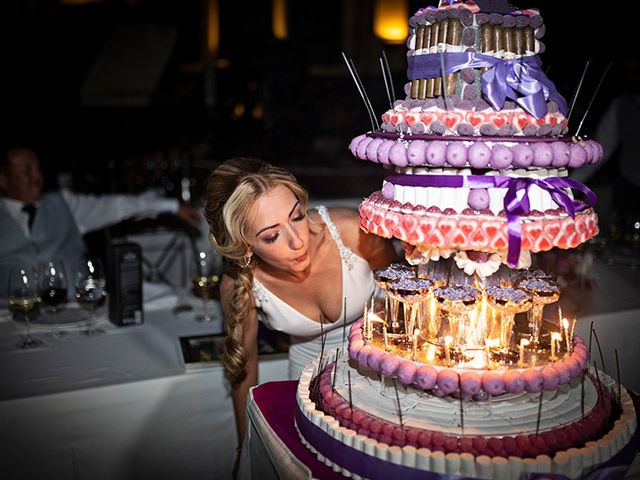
[220,274,259,449]
[328,208,400,269]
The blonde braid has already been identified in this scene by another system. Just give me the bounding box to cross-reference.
[203,157,308,384]
[221,264,253,383]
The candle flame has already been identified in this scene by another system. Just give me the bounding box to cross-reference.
[427,345,436,361]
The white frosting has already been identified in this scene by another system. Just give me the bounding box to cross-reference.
[454,250,502,277]
[332,355,594,436]
[388,168,571,215]
[295,356,637,480]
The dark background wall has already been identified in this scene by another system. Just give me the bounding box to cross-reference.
[2,0,634,200]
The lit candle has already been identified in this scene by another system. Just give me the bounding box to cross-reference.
[444,336,453,366]
[550,332,562,360]
[570,318,576,350]
[363,304,369,340]
[413,329,419,360]
[485,339,498,367]
[427,344,436,362]
[383,324,389,351]
[562,318,570,353]
[519,338,530,368]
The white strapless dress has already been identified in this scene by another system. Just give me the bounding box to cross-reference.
[252,206,374,379]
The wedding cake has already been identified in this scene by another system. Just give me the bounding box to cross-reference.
[295,1,636,478]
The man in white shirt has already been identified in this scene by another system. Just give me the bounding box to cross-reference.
[0,145,201,298]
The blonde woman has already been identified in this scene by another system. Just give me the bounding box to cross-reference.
[203,157,397,450]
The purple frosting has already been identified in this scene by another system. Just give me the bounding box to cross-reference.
[541,366,560,390]
[532,143,553,167]
[490,144,513,169]
[389,277,433,293]
[357,345,373,369]
[380,354,400,377]
[551,141,570,167]
[460,371,482,395]
[397,361,418,384]
[446,143,468,167]
[426,141,447,166]
[482,371,504,395]
[512,144,534,168]
[374,266,416,283]
[436,369,459,395]
[407,140,427,165]
[377,140,394,164]
[434,285,480,302]
[468,142,492,168]
[486,286,529,303]
[523,368,544,393]
[503,370,525,394]
[517,277,559,293]
[415,365,438,390]
[389,142,408,167]
[468,188,490,211]
[367,349,385,371]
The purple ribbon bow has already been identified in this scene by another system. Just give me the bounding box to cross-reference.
[407,52,568,118]
[385,174,596,266]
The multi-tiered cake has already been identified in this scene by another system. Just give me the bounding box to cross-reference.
[294,1,637,479]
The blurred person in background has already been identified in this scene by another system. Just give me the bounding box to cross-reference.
[0,143,201,298]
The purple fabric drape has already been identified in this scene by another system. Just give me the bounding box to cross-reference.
[385,174,596,266]
[407,53,568,118]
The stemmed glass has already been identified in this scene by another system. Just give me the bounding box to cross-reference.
[192,250,220,322]
[516,276,560,347]
[8,267,43,348]
[39,260,69,336]
[75,257,107,336]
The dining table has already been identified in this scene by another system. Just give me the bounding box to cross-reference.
[0,286,289,480]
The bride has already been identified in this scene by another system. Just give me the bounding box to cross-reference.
[203,157,397,450]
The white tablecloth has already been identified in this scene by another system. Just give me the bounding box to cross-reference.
[0,291,288,480]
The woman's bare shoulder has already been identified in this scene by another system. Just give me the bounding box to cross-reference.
[326,207,399,268]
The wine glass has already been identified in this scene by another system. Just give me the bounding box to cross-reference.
[8,267,43,348]
[39,260,68,313]
[75,257,107,336]
[39,260,69,336]
[192,249,220,322]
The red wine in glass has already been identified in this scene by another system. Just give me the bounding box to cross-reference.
[40,287,68,308]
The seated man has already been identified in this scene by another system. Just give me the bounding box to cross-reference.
[0,144,201,298]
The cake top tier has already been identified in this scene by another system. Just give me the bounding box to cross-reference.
[412,1,541,23]
[389,0,568,138]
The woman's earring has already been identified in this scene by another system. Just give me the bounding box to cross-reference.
[242,255,253,268]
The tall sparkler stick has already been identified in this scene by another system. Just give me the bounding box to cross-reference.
[332,348,339,390]
[380,57,393,109]
[392,378,404,429]
[615,348,621,404]
[458,374,464,436]
[581,371,585,419]
[382,50,396,104]
[535,390,544,436]
[347,370,353,411]
[342,297,347,347]
[439,50,449,111]
[350,57,379,131]
[319,313,326,371]
[592,328,606,375]
[575,61,612,137]
[341,52,378,132]
[567,59,591,123]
